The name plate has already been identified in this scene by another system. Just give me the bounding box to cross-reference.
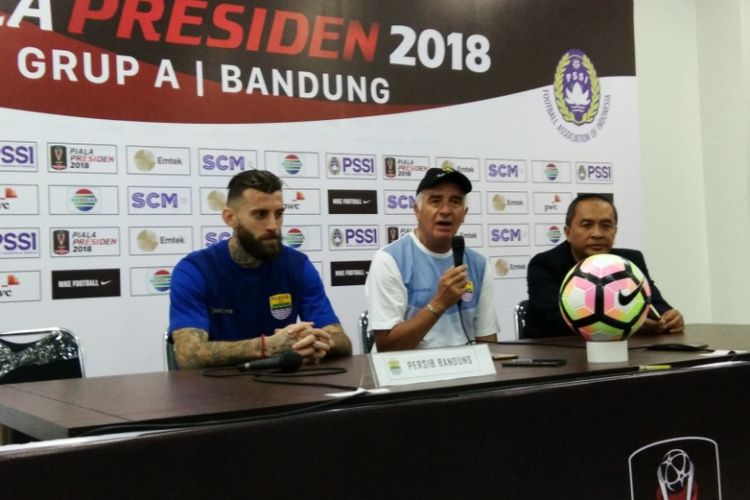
[370,343,496,387]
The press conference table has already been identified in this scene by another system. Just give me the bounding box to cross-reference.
[0,324,749,499]
[0,324,747,441]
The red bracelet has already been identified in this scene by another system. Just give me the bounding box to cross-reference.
[260,335,266,358]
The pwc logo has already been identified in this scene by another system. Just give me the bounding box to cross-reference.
[0,185,38,214]
[0,271,41,302]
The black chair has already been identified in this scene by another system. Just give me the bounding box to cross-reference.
[0,327,84,384]
[164,330,178,370]
[0,327,85,443]
[359,310,374,354]
[514,300,530,339]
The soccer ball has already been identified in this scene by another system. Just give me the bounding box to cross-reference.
[559,253,652,341]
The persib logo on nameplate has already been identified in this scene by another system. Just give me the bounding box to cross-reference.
[371,344,496,387]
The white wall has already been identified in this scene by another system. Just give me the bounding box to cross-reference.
[635,0,750,325]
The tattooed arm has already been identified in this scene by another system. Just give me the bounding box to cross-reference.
[173,321,350,369]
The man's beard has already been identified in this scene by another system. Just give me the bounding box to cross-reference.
[235,225,282,262]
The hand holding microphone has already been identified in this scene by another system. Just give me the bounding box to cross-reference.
[431,236,469,313]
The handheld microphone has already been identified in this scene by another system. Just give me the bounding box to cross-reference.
[451,235,465,267]
[239,350,303,372]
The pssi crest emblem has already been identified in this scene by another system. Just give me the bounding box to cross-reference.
[543,48,610,142]
[554,49,600,125]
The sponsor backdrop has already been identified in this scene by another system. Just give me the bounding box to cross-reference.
[0,0,641,376]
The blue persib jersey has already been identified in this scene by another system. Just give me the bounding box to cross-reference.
[169,240,339,341]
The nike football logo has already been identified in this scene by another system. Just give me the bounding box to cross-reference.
[100,280,113,286]
[618,280,644,305]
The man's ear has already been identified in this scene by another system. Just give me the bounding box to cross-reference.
[222,206,236,228]
[563,225,571,239]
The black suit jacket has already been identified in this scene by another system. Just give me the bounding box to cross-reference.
[525,241,672,338]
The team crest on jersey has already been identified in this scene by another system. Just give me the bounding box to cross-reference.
[554,49,600,125]
[269,293,292,320]
[462,280,475,302]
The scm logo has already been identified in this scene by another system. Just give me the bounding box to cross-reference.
[204,230,231,247]
[487,163,520,178]
[491,228,523,242]
[202,155,247,171]
[131,192,179,208]
[387,194,416,210]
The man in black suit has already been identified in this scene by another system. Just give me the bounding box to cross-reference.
[525,194,684,338]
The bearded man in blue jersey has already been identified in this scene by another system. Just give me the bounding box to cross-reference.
[169,170,351,368]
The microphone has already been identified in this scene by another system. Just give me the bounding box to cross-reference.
[239,350,303,372]
[451,235,465,267]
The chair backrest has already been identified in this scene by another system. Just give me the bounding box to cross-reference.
[514,300,530,339]
[359,310,374,354]
[164,330,178,370]
[0,327,84,384]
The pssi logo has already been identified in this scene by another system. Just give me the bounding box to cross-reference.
[1,142,36,168]
[0,230,38,253]
[329,226,378,249]
[555,49,600,125]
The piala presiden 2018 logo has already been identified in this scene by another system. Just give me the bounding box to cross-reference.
[543,48,611,143]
